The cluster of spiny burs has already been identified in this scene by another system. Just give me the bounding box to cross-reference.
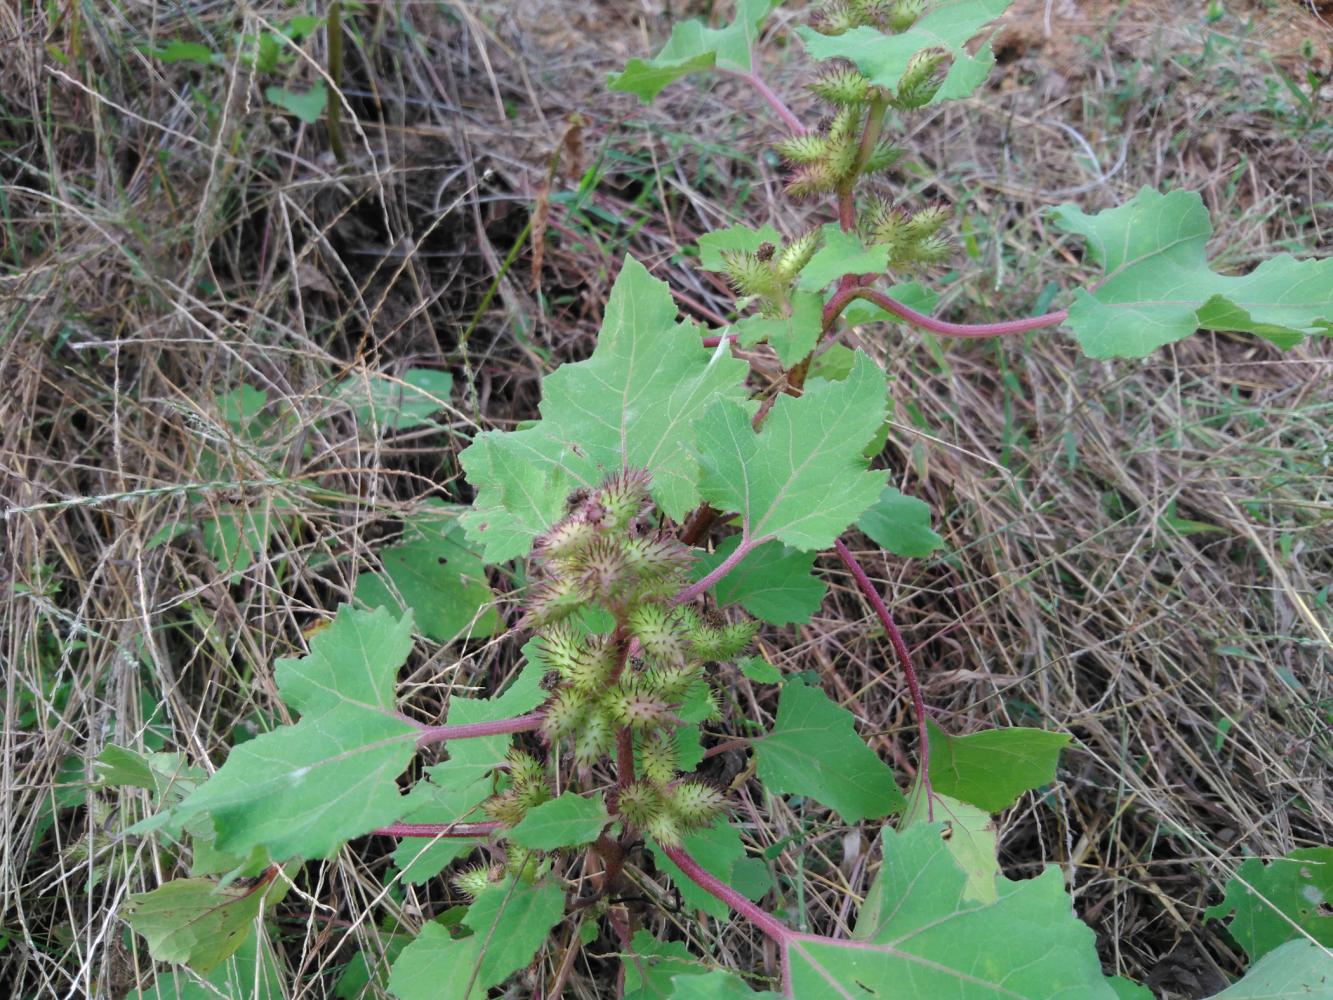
[722,0,952,316]
[483,470,757,848]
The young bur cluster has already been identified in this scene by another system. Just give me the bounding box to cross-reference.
[515,470,757,845]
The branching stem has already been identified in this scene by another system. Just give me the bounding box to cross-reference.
[833,538,934,817]
[672,535,760,605]
[660,844,792,944]
[372,821,501,838]
[414,711,544,747]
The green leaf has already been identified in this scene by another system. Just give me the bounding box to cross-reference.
[123,876,287,975]
[739,655,782,684]
[507,792,608,851]
[387,879,564,999]
[1206,939,1333,998]
[153,40,223,67]
[130,927,286,1000]
[202,502,290,581]
[787,822,1116,997]
[265,83,327,124]
[796,0,1011,103]
[1106,978,1156,1000]
[335,368,454,432]
[697,223,783,272]
[1204,848,1333,961]
[902,789,999,905]
[460,256,751,561]
[733,291,825,367]
[753,680,904,823]
[623,931,714,998]
[173,606,419,860]
[926,720,1071,813]
[1052,187,1333,358]
[856,486,943,558]
[693,536,827,626]
[695,351,887,551]
[796,224,890,291]
[651,819,766,920]
[355,500,500,643]
[391,663,547,883]
[609,0,780,102]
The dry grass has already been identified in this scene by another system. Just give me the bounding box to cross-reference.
[1,1,1330,997]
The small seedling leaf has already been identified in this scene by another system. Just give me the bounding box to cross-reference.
[1204,847,1333,961]
[856,486,943,558]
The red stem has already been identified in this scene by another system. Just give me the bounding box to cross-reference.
[672,535,761,605]
[722,68,806,135]
[828,285,1069,339]
[833,538,933,817]
[660,844,792,945]
[415,711,544,747]
[372,821,502,838]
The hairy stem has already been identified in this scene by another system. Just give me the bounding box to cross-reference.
[414,711,544,747]
[833,538,933,816]
[660,844,792,945]
[371,821,502,838]
[672,535,759,605]
[827,285,1069,339]
[723,67,806,134]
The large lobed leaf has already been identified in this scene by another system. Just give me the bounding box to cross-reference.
[609,0,780,102]
[753,680,904,823]
[388,878,565,999]
[695,350,887,552]
[1204,847,1333,962]
[1205,939,1333,998]
[355,500,500,643]
[460,257,750,562]
[796,0,1012,105]
[784,822,1116,997]
[1052,187,1333,358]
[172,606,419,860]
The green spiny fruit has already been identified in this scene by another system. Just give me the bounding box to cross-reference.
[618,780,665,828]
[866,196,910,252]
[608,679,671,730]
[564,634,617,692]
[452,865,493,899]
[909,233,952,265]
[774,132,829,164]
[638,730,680,786]
[851,0,893,19]
[827,105,861,146]
[720,249,780,299]
[786,161,838,199]
[668,781,727,830]
[507,749,548,791]
[812,1,858,35]
[826,134,860,182]
[576,536,630,601]
[524,576,586,627]
[905,203,950,240]
[536,517,597,563]
[506,852,542,883]
[540,688,589,742]
[894,47,949,109]
[535,624,584,676]
[645,810,683,847]
[810,67,872,106]
[573,708,615,769]
[888,0,927,32]
[485,788,529,825]
[598,468,652,530]
[774,230,819,282]
[628,604,687,666]
[862,138,903,175]
[622,534,692,581]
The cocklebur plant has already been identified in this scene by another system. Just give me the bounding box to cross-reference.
[109,1,1333,997]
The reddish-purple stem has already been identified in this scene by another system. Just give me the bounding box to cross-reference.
[414,711,544,747]
[372,821,502,838]
[661,844,793,945]
[828,285,1069,339]
[722,68,806,135]
[672,535,760,605]
[833,538,934,817]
